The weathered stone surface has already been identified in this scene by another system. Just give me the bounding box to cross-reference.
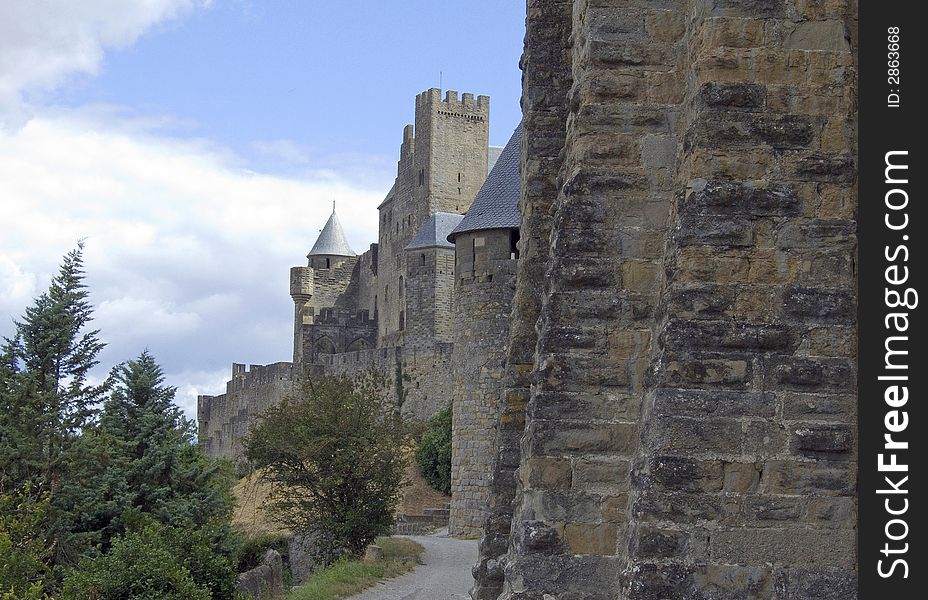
[700,82,767,110]
[710,528,855,567]
[774,567,858,600]
[784,20,850,52]
[237,550,285,600]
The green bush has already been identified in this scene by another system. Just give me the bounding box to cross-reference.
[244,372,407,562]
[62,523,209,600]
[415,405,452,495]
[61,520,238,600]
[0,489,53,600]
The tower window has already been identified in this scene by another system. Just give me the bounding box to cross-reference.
[457,172,462,182]
[418,169,424,186]
[421,253,426,265]
[325,258,331,269]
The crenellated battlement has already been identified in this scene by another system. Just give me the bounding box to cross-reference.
[415,88,489,119]
[228,361,294,392]
[314,306,375,326]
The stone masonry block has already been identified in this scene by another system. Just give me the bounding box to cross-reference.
[784,20,850,52]
[690,564,774,598]
[529,420,638,456]
[789,424,854,457]
[523,457,573,490]
[709,528,855,568]
[764,356,856,392]
[662,320,794,353]
[648,417,742,454]
[782,287,855,324]
[633,490,726,524]
[699,82,766,110]
[686,179,801,217]
[633,525,687,559]
[649,456,724,493]
[781,392,855,422]
[761,460,855,496]
[652,389,776,418]
[564,522,619,556]
[573,458,630,493]
[774,567,858,600]
[662,355,753,388]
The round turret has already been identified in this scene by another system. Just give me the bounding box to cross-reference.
[308,205,356,270]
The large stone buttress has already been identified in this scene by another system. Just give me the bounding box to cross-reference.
[477,1,858,598]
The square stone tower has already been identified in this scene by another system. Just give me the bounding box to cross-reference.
[377,88,490,345]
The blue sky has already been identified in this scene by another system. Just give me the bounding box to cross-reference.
[41,1,525,178]
[0,0,526,419]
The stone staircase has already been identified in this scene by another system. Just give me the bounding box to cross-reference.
[392,503,450,535]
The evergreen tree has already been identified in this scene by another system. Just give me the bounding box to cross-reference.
[99,350,233,531]
[0,242,109,496]
[59,350,235,553]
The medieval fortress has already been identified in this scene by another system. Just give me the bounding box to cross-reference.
[198,87,521,537]
[201,1,859,598]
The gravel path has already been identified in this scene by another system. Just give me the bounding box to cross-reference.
[345,529,477,600]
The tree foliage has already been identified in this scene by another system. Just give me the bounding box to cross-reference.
[415,405,452,495]
[62,521,213,600]
[0,243,109,498]
[244,372,406,561]
[58,351,235,552]
[0,488,53,600]
[0,245,240,598]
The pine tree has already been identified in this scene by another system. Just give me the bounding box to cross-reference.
[100,350,233,529]
[0,242,110,496]
[57,350,234,554]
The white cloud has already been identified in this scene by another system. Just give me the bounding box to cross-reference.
[0,1,392,422]
[172,367,234,420]
[0,0,211,129]
[0,256,37,318]
[0,111,383,419]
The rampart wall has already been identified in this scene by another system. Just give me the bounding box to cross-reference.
[197,362,296,461]
[474,1,859,599]
[449,230,518,537]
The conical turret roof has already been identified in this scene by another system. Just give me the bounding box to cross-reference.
[448,122,522,241]
[405,212,464,250]
[308,206,356,257]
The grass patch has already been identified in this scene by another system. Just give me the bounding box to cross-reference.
[285,537,424,600]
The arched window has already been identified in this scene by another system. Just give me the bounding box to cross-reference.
[346,338,368,352]
[314,336,336,356]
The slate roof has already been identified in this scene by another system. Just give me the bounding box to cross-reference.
[488,145,504,172]
[405,212,464,250]
[448,123,522,241]
[308,208,356,257]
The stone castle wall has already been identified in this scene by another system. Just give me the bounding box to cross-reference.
[475,1,859,599]
[449,229,518,536]
[317,343,454,422]
[197,362,296,460]
[378,90,490,344]
[199,88,495,465]
[404,247,456,348]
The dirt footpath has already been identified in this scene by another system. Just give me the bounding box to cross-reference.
[345,529,477,600]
